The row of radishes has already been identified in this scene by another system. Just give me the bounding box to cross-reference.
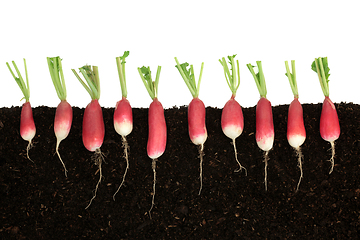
[5,54,340,215]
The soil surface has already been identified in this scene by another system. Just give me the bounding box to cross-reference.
[1,102,360,239]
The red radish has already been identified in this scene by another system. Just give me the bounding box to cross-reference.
[6,59,36,162]
[175,57,207,195]
[47,56,73,177]
[147,98,167,159]
[113,51,133,200]
[219,55,246,175]
[188,97,207,145]
[285,60,306,191]
[247,61,274,191]
[312,57,340,174]
[138,65,167,218]
[72,65,105,209]
[82,99,104,152]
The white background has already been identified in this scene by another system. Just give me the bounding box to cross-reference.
[0,0,359,109]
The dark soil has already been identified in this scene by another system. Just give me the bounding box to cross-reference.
[1,102,360,239]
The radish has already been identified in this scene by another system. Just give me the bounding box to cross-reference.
[72,65,105,209]
[247,61,274,191]
[138,65,166,218]
[311,57,340,174]
[113,51,133,201]
[219,55,246,175]
[174,57,207,195]
[47,56,73,177]
[6,59,36,162]
[285,60,306,191]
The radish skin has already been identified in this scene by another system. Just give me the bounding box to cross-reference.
[221,96,243,140]
[114,97,133,137]
[83,99,105,152]
[20,101,36,162]
[256,97,274,152]
[287,98,306,148]
[320,97,340,142]
[54,100,73,176]
[188,97,207,145]
[147,98,167,159]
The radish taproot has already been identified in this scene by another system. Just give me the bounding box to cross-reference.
[6,59,36,162]
[285,60,306,191]
[113,51,133,201]
[47,56,73,177]
[174,57,207,195]
[138,65,167,218]
[72,65,105,209]
[311,57,340,174]
[247,61,274,191]
[219,55,246,175]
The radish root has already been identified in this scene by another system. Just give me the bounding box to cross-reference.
[113,136,130,201]
[294,147,303,192]
[148,158,157,219]
[198,143,204,195]
[85,148,104,209]
[232,138,247,175]
[264,151,269,191]
[328,141,336,174]
[26,140,34,163]
[55,139,68,177]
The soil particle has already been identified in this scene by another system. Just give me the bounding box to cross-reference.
[1,102,360,239]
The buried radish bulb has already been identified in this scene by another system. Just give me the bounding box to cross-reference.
[247,61,274,191]
[175,57,207,195]
[311,57,340,174]
[72,65,105,209]
[47,56,73,177]
[113,51,133,201]
[6,59,36,162]
[219,55,246,175]
[138,65,167,218]
[285,60,306,191]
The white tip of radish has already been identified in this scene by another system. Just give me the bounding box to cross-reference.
[288,135,305,149]
[256,135,274,152]
[222,125,243,140]
[114,120,133,137]
[148,150,164,160]
[191,132,207,146]
[21,130,36,142]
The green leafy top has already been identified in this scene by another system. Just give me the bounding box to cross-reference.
[138,65,161,100]
[116,51,130,98]
[311,57,330,97]
[72,65,101,100]
[6,59,30,102]
[219,54,240,96]
[47,56,67,101]
[247,61,267,98]
[174,57,204,99]
[285,60,299,98]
